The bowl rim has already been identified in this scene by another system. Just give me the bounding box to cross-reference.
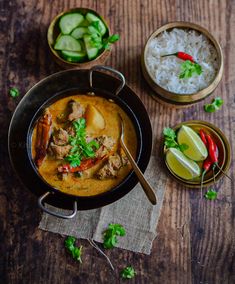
[163,120,231,188]
[142,21,224,103]
[47,7,111,66]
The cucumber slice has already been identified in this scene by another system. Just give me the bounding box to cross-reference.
[86,13,107,36]
[54,35,82,51]
[59,13,84,34]
[71,27,89,39]
[80,19,90,27]
[61,50,87,62]
[83,34,99,60]
[88,25,99,34]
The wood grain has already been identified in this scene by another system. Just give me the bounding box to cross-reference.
[1,0,235,283]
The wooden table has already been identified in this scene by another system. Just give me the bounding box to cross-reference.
[1,0,234,283]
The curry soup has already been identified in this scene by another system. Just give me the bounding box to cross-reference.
[31,94,137,197]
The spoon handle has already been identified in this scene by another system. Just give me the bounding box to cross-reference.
[120,140,157,205]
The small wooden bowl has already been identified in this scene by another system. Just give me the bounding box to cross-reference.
[47,8,111,69]
[141,22,224,107]
[163,120,231,188]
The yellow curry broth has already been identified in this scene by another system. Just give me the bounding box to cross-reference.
[32,94,137,196]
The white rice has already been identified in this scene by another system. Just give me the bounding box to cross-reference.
[145,28,219,94]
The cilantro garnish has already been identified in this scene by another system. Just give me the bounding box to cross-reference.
[163,127,188,152]
[9,87,20,98]
[65,236,82,263]
[88,20,120,50]
[204,97,224,113]
[204,189,218,200]
[65,118,99,168]
[102,34,120,49]
[91,20,102,33]
[179,60,203,79]
[121,266,136,279]
[90,33,103,48]
[103,224,126,249]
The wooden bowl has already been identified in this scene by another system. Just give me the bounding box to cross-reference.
[47,8,111,69]
[141,22,224,107]
[163,120,231,188]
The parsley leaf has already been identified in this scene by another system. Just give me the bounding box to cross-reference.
[90,33,102,48]
[214,97,224,108]
[103,223,126,249]
[102,34,120,50]
[204,189,218,200]
[179,60,203,79]
[65,236,82,263]
[9,87,20,98]
[65,118,99,167]
[163,127,188,152]
[179,143,189,152]
[91,20,102,33]
[204,97,224,113]
[121,266,136,279]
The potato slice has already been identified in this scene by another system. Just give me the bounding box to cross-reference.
[85,104,105,133]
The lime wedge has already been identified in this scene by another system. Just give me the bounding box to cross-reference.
[166,148,201,180]
[177,125,208,161]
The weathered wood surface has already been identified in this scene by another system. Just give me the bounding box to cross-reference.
[1,0,235,283]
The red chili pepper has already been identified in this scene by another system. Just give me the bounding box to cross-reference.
[205,134,218,163]
[162,51,195,63]
[200,129,219,197]
[177,52,195,62]
[58,158,99,173]
[200,156,213,198]
[199,129,208,147]
[205,133,232,181]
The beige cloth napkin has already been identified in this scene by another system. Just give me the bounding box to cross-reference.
[39,155,167,255]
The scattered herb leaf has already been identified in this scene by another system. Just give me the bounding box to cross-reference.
[103,223,126,249]
[121,266,136,279]
[179,60,203,79]
[163,127,189,151]
[9,87,20,98]
[65,118,99,167]
[204,189,218,200]
[65,236,82,263]
[204,97,224,113]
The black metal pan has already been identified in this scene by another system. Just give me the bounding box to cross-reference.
[8,66,152,219]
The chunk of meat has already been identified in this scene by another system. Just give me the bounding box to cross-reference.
[65,124,75,137]
[96,153,127,180]
[52,128,69,146]
[35,108,52,167]
[67,100,84,121]
[48,143,72,159]
[95,135,115,158]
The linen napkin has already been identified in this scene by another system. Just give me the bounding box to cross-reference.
[39,155,167,255]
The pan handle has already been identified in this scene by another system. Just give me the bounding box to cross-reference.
[89,65,125,96]
[38,191,77,219]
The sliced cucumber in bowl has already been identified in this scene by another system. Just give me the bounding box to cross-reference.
[51,10,119,63]
[86,12,107,36]
[54,35,82,51]
[83,34,100,60]
[71,27,89,39]
[59,13,84,34]
[60,50,87,62]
